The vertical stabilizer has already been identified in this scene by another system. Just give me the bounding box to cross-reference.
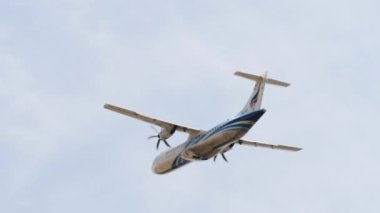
[235,71,290,115]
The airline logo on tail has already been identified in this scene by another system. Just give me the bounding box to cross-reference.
[250,81,261,108]
[250,90,259,108]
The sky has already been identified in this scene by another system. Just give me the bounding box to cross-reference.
[1,0,380,212]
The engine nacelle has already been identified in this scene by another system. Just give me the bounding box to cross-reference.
[158,126,177,140]
[220,143,235,153]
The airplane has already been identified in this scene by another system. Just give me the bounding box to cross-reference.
[104,71,302,174]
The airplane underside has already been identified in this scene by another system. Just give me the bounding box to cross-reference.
[105,71,301,174]
[152,124,256,174]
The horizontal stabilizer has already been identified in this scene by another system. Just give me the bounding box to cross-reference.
[235,71,290,87]
[235,71,262,81]
[237,139,302,152]
[266,78,290,87]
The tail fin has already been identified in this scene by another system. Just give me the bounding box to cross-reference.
[235,71,290,115]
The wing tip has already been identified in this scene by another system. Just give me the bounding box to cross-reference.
[104,103,113,109]
[278,145,303,152]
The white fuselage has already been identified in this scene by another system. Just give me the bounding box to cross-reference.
[152,109,266,174]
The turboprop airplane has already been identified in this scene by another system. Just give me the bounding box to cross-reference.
[104,71,301,174]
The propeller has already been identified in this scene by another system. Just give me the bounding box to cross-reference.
[148,126,171,150]
[213,153,228,162]
[213,143,235,162]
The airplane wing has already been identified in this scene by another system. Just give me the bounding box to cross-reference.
[237,139,302,152]
[104,104,202,137]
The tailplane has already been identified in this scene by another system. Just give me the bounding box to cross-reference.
[235,71,290,115]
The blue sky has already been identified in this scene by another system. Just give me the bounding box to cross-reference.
[1,0,379,212]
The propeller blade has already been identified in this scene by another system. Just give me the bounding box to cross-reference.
[221,153,228,162]
[156,139,161,150]
[150,126,159,134]
[213,155,217,162]
[148,135,158,139]
[163,140,171,148]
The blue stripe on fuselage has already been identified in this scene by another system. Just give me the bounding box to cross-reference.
[225,109,266,126]
[201,109,266,141]
[170,109,266,170]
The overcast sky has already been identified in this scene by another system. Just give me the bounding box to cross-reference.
[1,0,380,212]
